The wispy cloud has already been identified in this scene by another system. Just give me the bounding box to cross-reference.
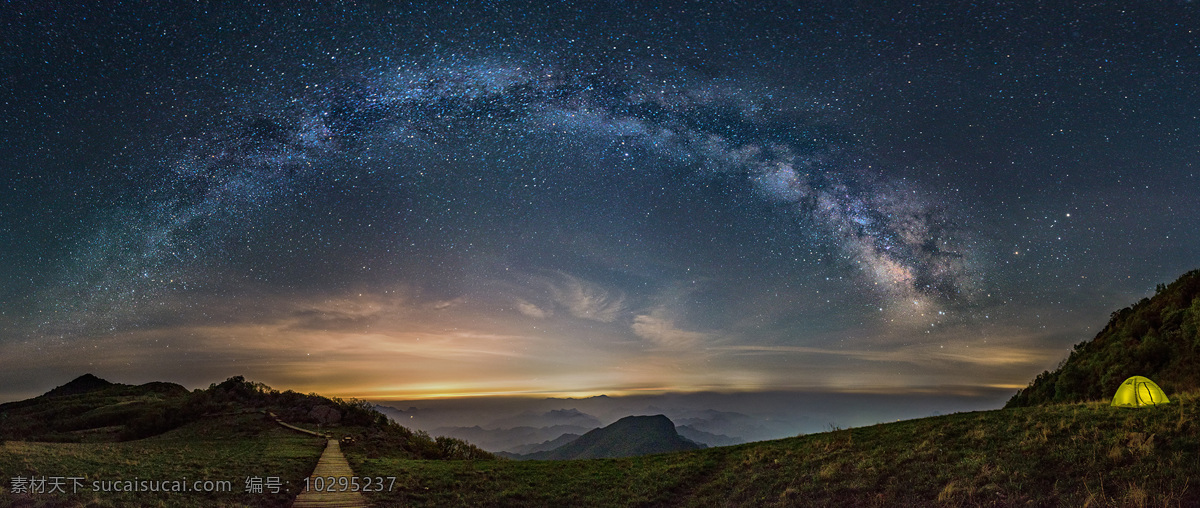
[544,271,627,323]
[714,343,1049,367]
[514,299,550,319]
[631,312,709,350]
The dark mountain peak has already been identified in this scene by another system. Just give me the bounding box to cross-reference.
[518,414,703,460]
[609,414,675,433]
[44,374,114,397]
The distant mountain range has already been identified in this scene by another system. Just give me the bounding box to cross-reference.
[430,424,598,453]
[502,415,705,460]
[503,432,583,455]
[671,409,765,442]
[374,403,749,453]
[676,424,743,447]
[487,408,602,429]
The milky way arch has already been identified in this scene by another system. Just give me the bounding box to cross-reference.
[47,57,977,333]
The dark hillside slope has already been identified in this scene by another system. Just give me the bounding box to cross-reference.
[0,375,492,459]
[1007,269,1200,407]
[0,374,190,441]
[350,395,1200,506]
[43,373,116,397]
[519,415,703,460]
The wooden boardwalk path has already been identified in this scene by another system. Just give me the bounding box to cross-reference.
[267,413,369,508]
[268,411,327,438]
[291,438,371,508]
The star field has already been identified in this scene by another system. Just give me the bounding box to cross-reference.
[1,2,1197,405]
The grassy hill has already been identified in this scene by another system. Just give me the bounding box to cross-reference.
[8,335,1200,508]
[0,374,492,461]
[1,375,493,506]
[1,411,325,507]
[8,390,1196,507]
[346,393,1200,507]
[0,374,191,442]
[1007,269,1200,407]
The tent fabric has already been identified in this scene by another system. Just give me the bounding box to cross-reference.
[1111,376,1170,407]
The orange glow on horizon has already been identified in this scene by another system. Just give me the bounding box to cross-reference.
[0,286,1071,405]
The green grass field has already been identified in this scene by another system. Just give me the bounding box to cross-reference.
[345,392,1200,507]
[4,394,1198,507]
[0,413,325,507]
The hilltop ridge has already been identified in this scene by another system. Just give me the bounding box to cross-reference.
[1007,269,1200,407]
[0,374,492,460]
[43,373,115,397]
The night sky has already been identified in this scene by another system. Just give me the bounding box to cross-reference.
[2,2,1198,409]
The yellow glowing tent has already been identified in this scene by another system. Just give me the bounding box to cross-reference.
[1111,376,1170,407]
